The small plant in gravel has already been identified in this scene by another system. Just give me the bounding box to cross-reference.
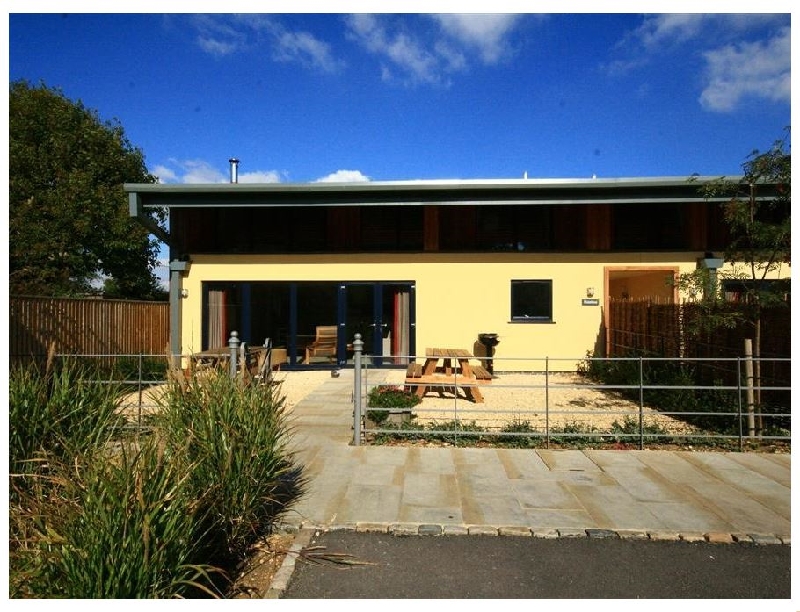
[498,418,541,448]
[544,421,605,447]
[366,385,421,425]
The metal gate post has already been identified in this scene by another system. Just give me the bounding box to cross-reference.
[353,333,363,446]
[228,331,240,379]
[545,356,550,449]
[638,357,644,450]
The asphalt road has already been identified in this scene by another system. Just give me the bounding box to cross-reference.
[282,530,790,599]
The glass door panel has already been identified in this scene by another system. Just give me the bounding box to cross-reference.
[342,283,414,367]
[296,283,339,365]
[383,284,413,365]
[343,284,379,363]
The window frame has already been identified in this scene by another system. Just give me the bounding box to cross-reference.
[510,279,554,323]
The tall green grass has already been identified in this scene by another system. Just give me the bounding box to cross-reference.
[156,371,306,565]
[9,361,306,598]
[9,360,124,479]
[13,441,222,598]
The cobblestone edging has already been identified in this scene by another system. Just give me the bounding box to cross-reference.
[264,522,790,598]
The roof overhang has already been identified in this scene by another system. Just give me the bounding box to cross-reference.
[124,175,741,211]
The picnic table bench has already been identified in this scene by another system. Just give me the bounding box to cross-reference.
[404,348,492,403]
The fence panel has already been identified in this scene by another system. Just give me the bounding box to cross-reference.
[9,296,169,366]
[607,299,790,411]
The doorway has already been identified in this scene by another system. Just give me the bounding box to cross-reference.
[202,281,415,368]
[342,283,414,366]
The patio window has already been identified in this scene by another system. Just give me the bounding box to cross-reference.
[510,280,553,322]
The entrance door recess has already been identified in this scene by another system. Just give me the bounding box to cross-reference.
[203,281,415,368]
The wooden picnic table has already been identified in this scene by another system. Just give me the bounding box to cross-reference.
[191,347,232,369]
[404,348,492,403]
[191,345,265,371]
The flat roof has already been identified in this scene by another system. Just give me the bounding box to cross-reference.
[126,175,741,209]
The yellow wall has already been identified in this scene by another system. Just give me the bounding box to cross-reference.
[177,252,789,371]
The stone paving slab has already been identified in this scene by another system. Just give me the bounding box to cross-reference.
[281,371,791,543]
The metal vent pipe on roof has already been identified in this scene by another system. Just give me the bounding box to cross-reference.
[229,158,239,184]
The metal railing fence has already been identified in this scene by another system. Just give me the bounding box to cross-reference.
[16,334,790,453]
[353,343,790,452]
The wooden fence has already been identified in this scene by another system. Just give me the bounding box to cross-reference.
[9,296,169,366]
[607,298,791,389]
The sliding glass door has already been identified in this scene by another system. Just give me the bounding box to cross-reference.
[342,283,414,366]
[202,281,414,368]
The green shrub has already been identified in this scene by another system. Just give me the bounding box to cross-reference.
[16,441,223,598]
[579,351,750,434]
[157,372,306,564]
[10,363,306,598]
[547,420,604,447]
[366,385,421,425]
[9,360,124,480]
[367,385,422,409]
[498,418,540,448]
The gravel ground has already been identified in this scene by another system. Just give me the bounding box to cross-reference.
[274,369,695,434]
[120,368,695,434]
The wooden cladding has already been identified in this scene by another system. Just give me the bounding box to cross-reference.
[586,204,612,250]
[172,201,728,254]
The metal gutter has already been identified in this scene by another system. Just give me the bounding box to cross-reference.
[123,175,741,209]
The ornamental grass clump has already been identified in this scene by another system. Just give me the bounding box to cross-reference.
[9,360,306,598]
[9,360,219,598]
[9,359,124,481]
[157,371,306,565]
[15,441,222,599]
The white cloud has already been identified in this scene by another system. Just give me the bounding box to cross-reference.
[345,13,524,86]
[238,170,283,183]
[188,14,344,73]
[608,15,790,112]
[700,26,791,112]
[346,14,444,85]
[627,14,786,52]
[271,28,345,73]
[191,14,248,57]
[630,14,708,50]
[188,14,526,85]
[155,257,170,291]
[431,14,522,64]
[180,160,228,184]
[314,170,370,183]
[152,164,178,184]
[197,37,239,56]
[151,159,285,184]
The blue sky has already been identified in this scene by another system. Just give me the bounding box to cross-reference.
[8,10,791,183]
[6,8,793,284]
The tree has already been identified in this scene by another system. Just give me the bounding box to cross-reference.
[9,80,166,299]
[677,129,790,435]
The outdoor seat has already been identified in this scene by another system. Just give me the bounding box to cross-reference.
[253,337,273,384]
[305,325,338,363]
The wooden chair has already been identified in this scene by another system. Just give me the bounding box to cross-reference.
[254,337,273,384]
[305,325,338,363]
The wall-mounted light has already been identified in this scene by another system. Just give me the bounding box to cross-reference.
[586,287,595,298]
[698,252,724,270]
[180,289,189,299]
[697,252,724,299]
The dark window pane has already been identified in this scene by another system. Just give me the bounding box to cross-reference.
[511,280,552,321]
